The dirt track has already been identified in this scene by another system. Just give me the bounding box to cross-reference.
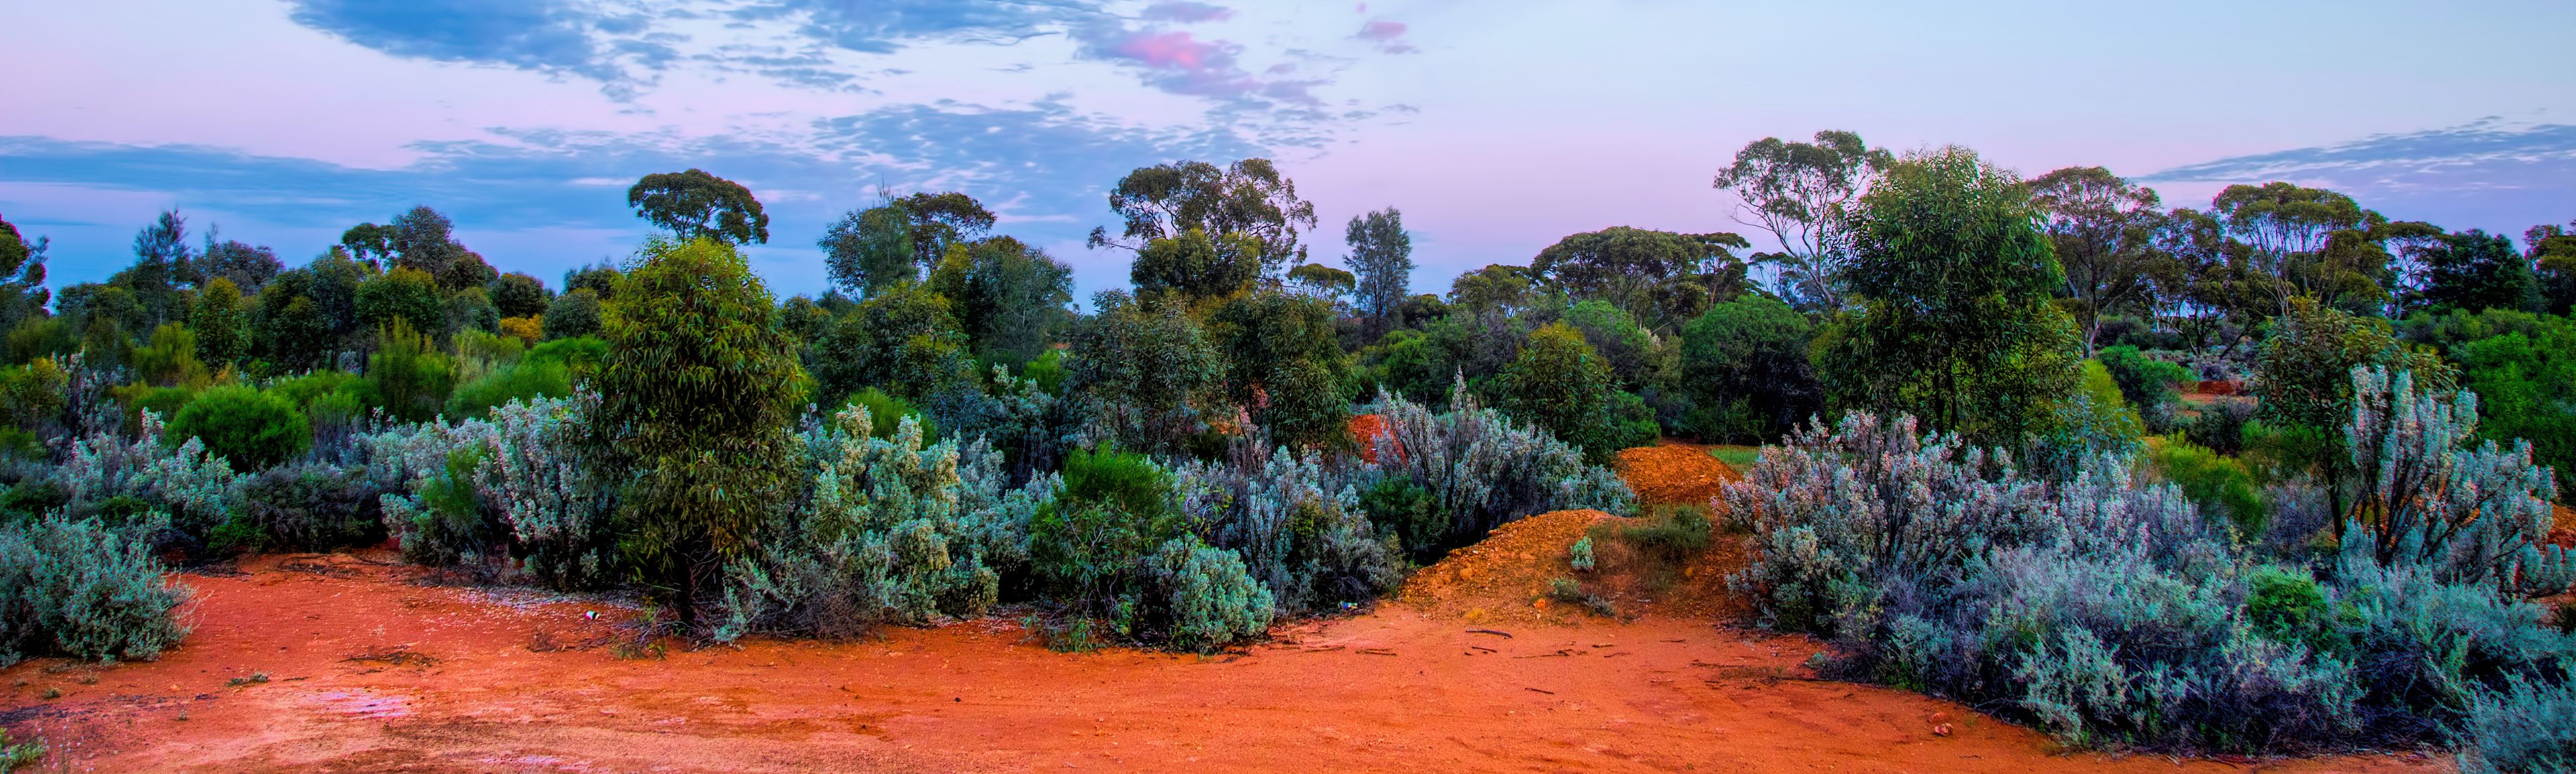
[0,443,2448,773]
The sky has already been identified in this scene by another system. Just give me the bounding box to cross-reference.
[4,0,2573,304]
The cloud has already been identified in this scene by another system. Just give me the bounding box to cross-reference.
[729,0,1093,54]
[1354,18,1413,54]
[2149,119,2576,235]
[0,101,1269,293]
[286,0,675,89]
[1140,2,1232,23]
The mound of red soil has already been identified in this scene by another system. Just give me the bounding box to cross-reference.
[1614,442,1746,508]
[1395,509,1612,626]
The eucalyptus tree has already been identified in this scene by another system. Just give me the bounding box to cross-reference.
[628,169,770,246]
[1342,207,1412,334]
[1088,159,1317,276]
[1711,130,1891,311]
[2025,166,2170,355]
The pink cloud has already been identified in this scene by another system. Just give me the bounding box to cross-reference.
[1140,2,1233,23]
[1356,19,1407,41]
[1112,30,1225,70]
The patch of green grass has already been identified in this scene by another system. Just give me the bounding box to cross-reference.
[1708,445,1760,472]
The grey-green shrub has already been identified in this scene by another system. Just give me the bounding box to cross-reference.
[1173,440,1399,615]
[1359,383,1633,556]
[1145,534,1273,652]
[713,405,1011,641]
[0,515,193,666]
[473,396,614,589]
[58,409,244,545]
[2459,672,2576,774]
[231,463,386,551]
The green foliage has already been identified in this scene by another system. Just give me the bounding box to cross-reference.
[129,323,209,388]
[444,357,572,421]
[1030,446,1175,609]
[627,169,769,245]
[1501,323,1630,462]
[2404,309,2576,500]
[1091,158,1317,275]
[845,388,935,443]
[355,267,445,339]
[2147,437,2267,535]
[1065,291,1224,454]
[367,319,455,423]
[1358,477,1440,561]
[923,236,1073,363]
[231,463,386,552]
[541,287,603,340]
[2094,345,2190,425]
[1680,294,1819,441]
[1130,227,1264,305]
[1362,386,1635,557]
[591,237,806,626]
[2419,228,2538,315]
[1566,535,1595,571]
[0,515,193,666]
[1344,207,1413,332]
[166,385,311,469]
[489,272,551,318]
[0,727,39,773]
[1591,503,1711,588]
[1210,290,1350,448]
[1711,130,1890,311]
[382,448,490,567]
[1815,146,2083,447]
[190,276,250,366]
[1530,227,1751,330]
[2027,166,2169,354]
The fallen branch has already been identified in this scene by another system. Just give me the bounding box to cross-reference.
[1525,687,1556,695]
[1465,628,1515,639]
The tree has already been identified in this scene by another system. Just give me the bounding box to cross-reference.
[1210,290,1350,447]
[1088,159,1318,274]
[1529,227,1750,331]
[818,191,998,297]
[1680,295,1819,441]
[589,237,804,626]
[0,211,51,329]
[366,318,454,423]
[1344,208,1413,333]
[627,170,770,245]
[1501,323,1633,462]
[1131,227,1264,306]
[2207,182,2384,310]
[1285,263,1354,305]
[190,277,250,366]
[1065,290,1224,453]
[2251,298,2453,522]
[2418,229,2537,315]
[922,236,1073,364]
[563,260,621,300]
[2025,166,2169,354]
[382,206,474,280]
[490,272,552,319]
[2528,220,2576,315]
[354,267,444,339]
[810,281,971,404]
[1813,146,2082,446]
[197,237,282,293]
[119,210,193,329]
[1711,130,1892,310]
[541,288,603,341]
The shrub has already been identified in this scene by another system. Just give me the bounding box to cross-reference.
[1566,535,1595,572]
[1356,477,1441,561]
[0,515,193,666]
[714,406,1008,641]
[167,385,311,470]
[1173,439,1400,614]
[541,288,602,340]
[2096,345,2190,426]
[1594,503,1710,584]
[229,463,386,552]
[846,387,935,443]
[2342,367,2572,597]
[1145,535,1273,652]
[1029,446,1175,608]
[2147,436,2267,535]
[368,319,454,423]
[473,396,614,590]
[1359,384,1633,558]
[380,448,490,567]
[2459,674,2576,774]
[58,410,244,545]
[444,357,572,420]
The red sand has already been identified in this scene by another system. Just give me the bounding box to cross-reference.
[0,550,2438,773]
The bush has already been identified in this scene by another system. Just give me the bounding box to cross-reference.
[167,385,311,470]
[1594,503,1711,583]
[1356,478,1441,561]
[229,463,386,552]
[444,357,572,421]
[2459,674,2576,774]
[1173,439,1399,614]
[2147,436,2267,535]
[0,515,193,666]
[1725,406,2576,754]
[714,406,1012,641]
[2096,345,2190,426]
[1029,446,1175,608]
[58,410,244,547]
[474,396,614,590]
[846,387,936,443]
[1359,384,1633,558]
[1145,535,1273,652]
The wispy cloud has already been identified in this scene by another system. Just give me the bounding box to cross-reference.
[286,0,678,93]
[1141,2,1232,23]
[1355,19,1413,54]
[2150,119,2576,233]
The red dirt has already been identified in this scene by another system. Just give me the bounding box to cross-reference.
[1348,413,1397,465]
[0,551,2434,773]
[1613,442,1746,508]
[0,449,2445,773]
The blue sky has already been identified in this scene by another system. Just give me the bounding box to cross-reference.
[5,0,2572,302]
